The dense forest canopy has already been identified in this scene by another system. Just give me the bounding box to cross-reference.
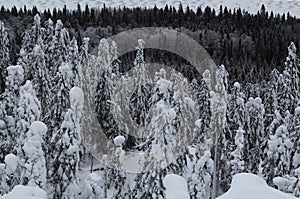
[0,3,300,83]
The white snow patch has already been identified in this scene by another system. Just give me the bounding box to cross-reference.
[163,174,189,199]
[69,87,84,112]
[2,184,47,199]
[295,106,300,115]
[217,173,297,199]
[29,121,48,137]
[4,154,18,175]
[233,82,240,90]
[113,135,125,147]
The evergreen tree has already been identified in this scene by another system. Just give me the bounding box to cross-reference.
[0,21,10,93]
[50,87,83,198]
[278,42,300,114]
[230,127,245,175]
[244,97,265,174]
[188,151,213,199]
[22,121,47,188]
[267,125,293,177]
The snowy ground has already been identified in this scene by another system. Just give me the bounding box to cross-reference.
[1,0,300,18]
[217,173,297,199]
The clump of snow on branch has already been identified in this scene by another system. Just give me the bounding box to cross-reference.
[163,174,189,199]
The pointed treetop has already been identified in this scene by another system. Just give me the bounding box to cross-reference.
[55,20,64,31]
[34,14,41,26]
[288,42,297,60]
[137,39,145,49]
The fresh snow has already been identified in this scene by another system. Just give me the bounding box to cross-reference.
[29,121,47,137]
[4,154,18,175]
[163,174,189,199]
[69,87,84,112]
[113,135,125,147]
[217,173,297,199]
[2,183,47,199]
[1,0,300,18]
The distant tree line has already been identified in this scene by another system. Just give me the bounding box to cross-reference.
[0,3,299,83]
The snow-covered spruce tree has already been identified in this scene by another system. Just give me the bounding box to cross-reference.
[291,107,300,170]
[15,80,41,156]
[22,121,47,188]
[0,21,10,93]
[129,39,151,128]
[267,125,293,178]
[95,38,120,137]
[46,20,73,127]
[50,87,83,198]
[17,14,44,81]
[228,82,245,131]
[0,65,24,159]
[51,62,75,129]
[129,67,182,199]
[0,113,9,162]
[188,151,214,199]
[264,69,281,124]
[13,80,42,187]
[186,80,212,199]
[190,78,211,143]
[2,65,24,116]
[262,109,285,183]
[16,15,54,126]
[244,97,265,174]
[214,65,231,193]
[230,127,245,175]
[0,154,18,194]
[278,42,300,114]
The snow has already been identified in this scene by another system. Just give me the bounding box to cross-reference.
[1,0,300,18]
[29,121,48,137]
[2,183,47,199]
[236,97,244,105]
[59,63,74,86]
[163,174,189,199]
[233,82,240,90]
[6,65,24,89]
[113,135,125,147]
[69,87,84,112]
[295,106,300,115]
[4,154,18,175]
[0,120,5,129]
[288,42,297,60]
[217,173,297,199]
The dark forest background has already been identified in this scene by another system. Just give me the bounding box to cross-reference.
[0,3,300,84]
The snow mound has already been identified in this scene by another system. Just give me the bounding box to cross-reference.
[29,121,48,137]
[217,173,297,199]
[4,154,18,174]
[69,87,84,111]
[113,135,125,147]
[295,106,300,115]
[2,184,47,199]
[233,82,240,90]
[163,174,189,199]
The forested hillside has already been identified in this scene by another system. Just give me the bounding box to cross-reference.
[0,4,300,83]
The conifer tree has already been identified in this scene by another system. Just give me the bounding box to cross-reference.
[50,87,83,198]
[22,121,47,188]
[0,21,10,93]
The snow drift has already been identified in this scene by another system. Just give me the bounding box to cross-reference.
[217,173,297,199]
